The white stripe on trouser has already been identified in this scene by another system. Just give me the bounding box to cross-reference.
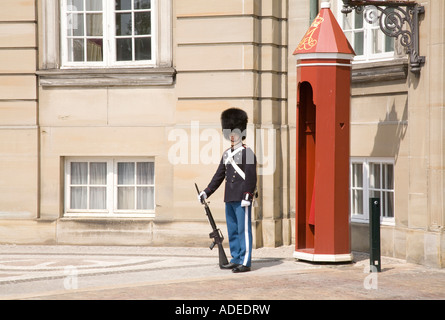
[243,206,249,266]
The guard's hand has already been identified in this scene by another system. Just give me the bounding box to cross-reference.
[198,191,207,204]
[241,200,251,207]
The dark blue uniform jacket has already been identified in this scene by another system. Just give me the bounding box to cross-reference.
[204,145,257,203]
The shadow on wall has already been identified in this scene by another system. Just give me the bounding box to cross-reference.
[370,98,408,162]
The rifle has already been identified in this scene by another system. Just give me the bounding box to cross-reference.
[195,183,229,268]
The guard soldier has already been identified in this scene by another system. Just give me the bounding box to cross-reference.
[198,108,257,273]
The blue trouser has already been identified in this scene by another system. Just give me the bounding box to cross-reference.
[225,201,252,267]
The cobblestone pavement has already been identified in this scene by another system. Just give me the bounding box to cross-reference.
[0,245,444,300]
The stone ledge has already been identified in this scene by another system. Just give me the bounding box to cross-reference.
[0,220,56,245]
[56,218,214,247]
[37,67,177,87]
[352,59,409,84]
[56,218,154,246]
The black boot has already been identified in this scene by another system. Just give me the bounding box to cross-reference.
[232,265,251,273]
[221,262,240,270]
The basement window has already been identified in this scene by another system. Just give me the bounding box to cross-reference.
[65,157,155,217]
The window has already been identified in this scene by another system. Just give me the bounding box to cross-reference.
[65,158,155,217]
[350,158,395,224]
[40,0,173,86]
[116,162,155,211]
[339,6,395,62]
[61,0,156,67]
[69,161,108,210]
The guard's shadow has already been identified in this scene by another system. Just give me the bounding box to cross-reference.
[251,258,284,271]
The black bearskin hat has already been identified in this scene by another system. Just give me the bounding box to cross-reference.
[221,108,248,140]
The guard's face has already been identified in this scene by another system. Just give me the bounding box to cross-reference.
[229,131,242,144]
[222,128,245,142]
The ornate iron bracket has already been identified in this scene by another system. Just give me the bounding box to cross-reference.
[341,0,425,73]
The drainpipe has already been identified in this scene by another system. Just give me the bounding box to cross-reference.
[310,0,319,23]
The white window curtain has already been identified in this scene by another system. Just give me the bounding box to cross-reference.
[70,162,107,210]
[117,162,154,211]
[117,162,135,210]
[89,162,107,209]
[137,162,154,210]
[70,162,88,209]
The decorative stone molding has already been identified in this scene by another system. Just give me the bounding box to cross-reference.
[37,67,176,87]
[352,58,408,83]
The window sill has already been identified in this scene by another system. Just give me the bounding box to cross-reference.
[63,213,155,219]
[351,58,408,84]
[351,219,395,227]
[37,67,176,87]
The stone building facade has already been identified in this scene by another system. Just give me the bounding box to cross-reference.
[0,0,443,268]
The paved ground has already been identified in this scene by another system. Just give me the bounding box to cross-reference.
[0,244,444,301]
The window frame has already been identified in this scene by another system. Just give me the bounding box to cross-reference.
[113,160,156,213]
[60,0,158,68]
[350,157,395,225]
[64,157,156,218]
[337,4,395,63]
[39,0,174,87]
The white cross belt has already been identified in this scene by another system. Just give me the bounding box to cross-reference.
[224,146,245,180]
